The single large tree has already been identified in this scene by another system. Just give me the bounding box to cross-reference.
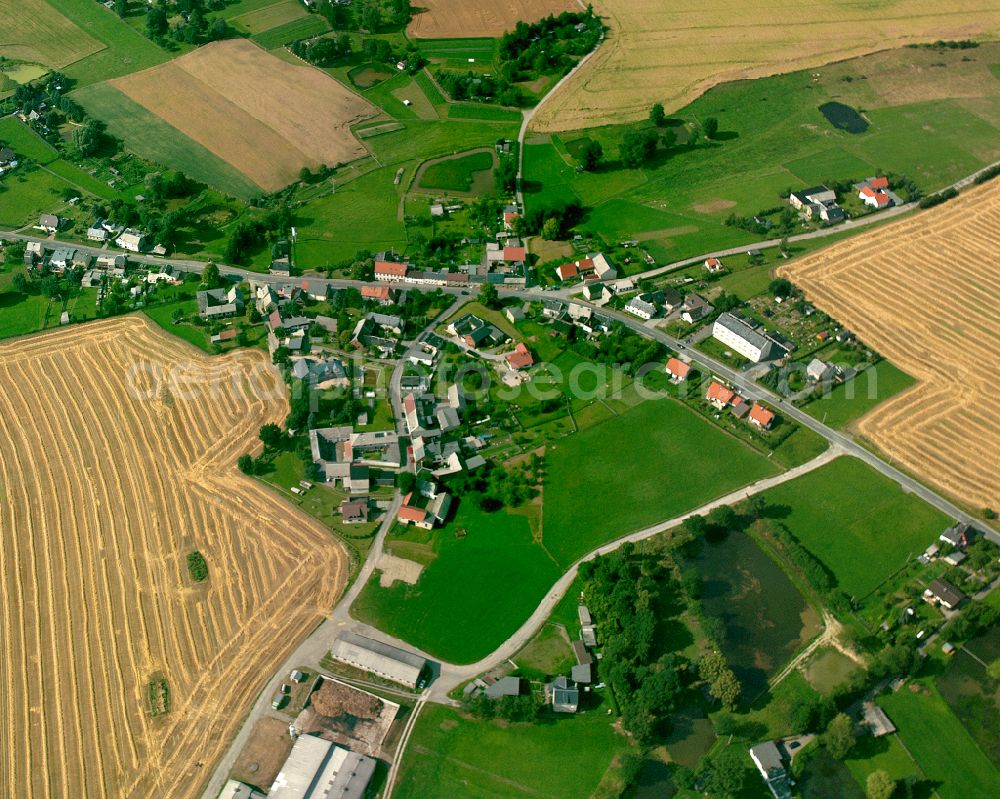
[579,139,603,171]
[259,423,283,451]
[866,770,895,799]
[824,713,857,760]
[649,102,666,127]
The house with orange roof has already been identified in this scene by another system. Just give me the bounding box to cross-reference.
[505,342,534,371]
[857,177,893,209]
[704,257,725,274]
[706,380,736,410]
[374,260,409,281]
[748,403,776,429]
[665,357,691,382]
[361,284,394,305]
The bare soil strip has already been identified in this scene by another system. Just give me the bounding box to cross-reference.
[780,180,1000,510]
[111,40,376,191]
[0,316,347,799]
[407,0,576,39]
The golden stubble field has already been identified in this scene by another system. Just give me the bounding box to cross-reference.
[780,180,1000,510]
[532,0,1000,132]
[407,0,576,38]
[111,39,376,191]
[0,316,347,799]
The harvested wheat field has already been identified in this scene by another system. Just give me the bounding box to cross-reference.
[111,39,376,191]
[407,0,576,39]
[532,0,1000,131]
[779,180,1000,510]
[0,316,347,799]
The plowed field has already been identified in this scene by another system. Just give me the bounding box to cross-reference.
[532,0,1000,131]
[407,0,575,39]
[0,316,347,799]
[110,39,376,191]
[780,180,1000,509]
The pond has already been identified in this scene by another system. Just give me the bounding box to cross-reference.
[696,532,821,697]
[818,102,869,134]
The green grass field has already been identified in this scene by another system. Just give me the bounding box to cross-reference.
[803,360,916,429]
[879,683,1000,799]
[47,0,168,86]
[0,270,99,340]
[0,168,69,227]
[542,397,780,566]
[252,14,330,49]
[417,150,494,191]
[393,703,625,799]
[0,0,103,70]
[448,103,523,123]
[73,83,263,200]
[0,117,60,163]
[523,44,1000,264]
[229,0,307,35]
[758,457,951,599]
[353,503,561,663]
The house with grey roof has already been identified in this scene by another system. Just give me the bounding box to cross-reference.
[749,741,792,799]
[546,675,579,713]
[681,293,713,323]
[268,734,376,799]
[485,676,522,699]
[329,632,426,689]
[712,312,786,363]
[197,286,243,320]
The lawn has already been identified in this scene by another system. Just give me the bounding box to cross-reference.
[523,44,1000,264]
[936,631,1000,766]
[542,397,780,567]
[448,103,523,123]
[0,117,60,163]
[0,274,98,340]
[47,0,169,86]
[142,299,211,352]
[879,683,1000,799]
[293,166,407,266]
[352,503,561,663]
[418,150,495,191]
[74,82,263,200]
[0,168,71,228]
[803,360,916,429]
[758,457,951,600]
[393,703,626,799]
[252,14,330,49]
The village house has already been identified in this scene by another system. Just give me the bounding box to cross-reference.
[925,578,967,611]
[374,259,409,281]
[502,205,520,231]
[339,499,369,524]
[504,305,525,324]
[23,240,43,266]
[706,380,736,410]
[582,283,610,303]
[807,358,836,382]
[398,482,452,530]
[49,247,75,271]
[115,228,146,252]
[665,357,691,382]
[705,257,725,274]
[38,214,60,233]
[484,676,521,700]
[789,184,845,224]
[545,675,579,713]
[940,522,975,549]
[505,342,534,371]
[712,312,785,363]
[857,176,892,209]
[681,293,713,323]
[748,402,776,430]
[625,294,659,320]
[749,741,793,799]
[87,220,109,241]
[197,286,244,320]
[361,284,395,305]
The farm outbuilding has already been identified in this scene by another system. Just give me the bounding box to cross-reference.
[269,734,376,799]
[329,632,427,688]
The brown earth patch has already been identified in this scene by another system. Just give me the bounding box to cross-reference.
[407,0,577,39]
[111,39,376,191]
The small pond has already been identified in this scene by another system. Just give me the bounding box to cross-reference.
[819,101,869,133]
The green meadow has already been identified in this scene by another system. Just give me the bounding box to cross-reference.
[758,457,950,599]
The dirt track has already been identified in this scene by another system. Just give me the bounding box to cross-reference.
[780,180,1000,510]
[0,316,347,799]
